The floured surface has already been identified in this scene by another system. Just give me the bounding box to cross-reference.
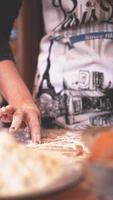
[26,129,89,161]
[0,129,86,198]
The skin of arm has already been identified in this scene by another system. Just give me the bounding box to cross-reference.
[0,59,41,143]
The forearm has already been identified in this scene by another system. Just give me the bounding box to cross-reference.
[0,60,41,143]
[0,60,35,106]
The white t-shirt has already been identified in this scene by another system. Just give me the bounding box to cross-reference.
[33,0,113,130]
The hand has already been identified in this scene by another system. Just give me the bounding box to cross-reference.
[0,104,41,144]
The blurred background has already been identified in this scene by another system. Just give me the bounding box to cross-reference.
[9,0,44,93]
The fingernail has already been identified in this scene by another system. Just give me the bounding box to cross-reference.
[9,127,15,132]
[33,141,39,144]
[33,139,41,144]
[11,126,15,130]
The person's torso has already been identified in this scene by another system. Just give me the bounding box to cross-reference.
[34,0,113,130]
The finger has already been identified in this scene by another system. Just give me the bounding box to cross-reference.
[0,114,12,122]
[0,105,14,114]
[27,112,41,144]
[0,106,6,117]
[0,105,14,121]
[5,105,15,114]
[0,112,12,123]
[9,110,24,133]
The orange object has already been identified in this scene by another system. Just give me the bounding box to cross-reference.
[89,130,113,163]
